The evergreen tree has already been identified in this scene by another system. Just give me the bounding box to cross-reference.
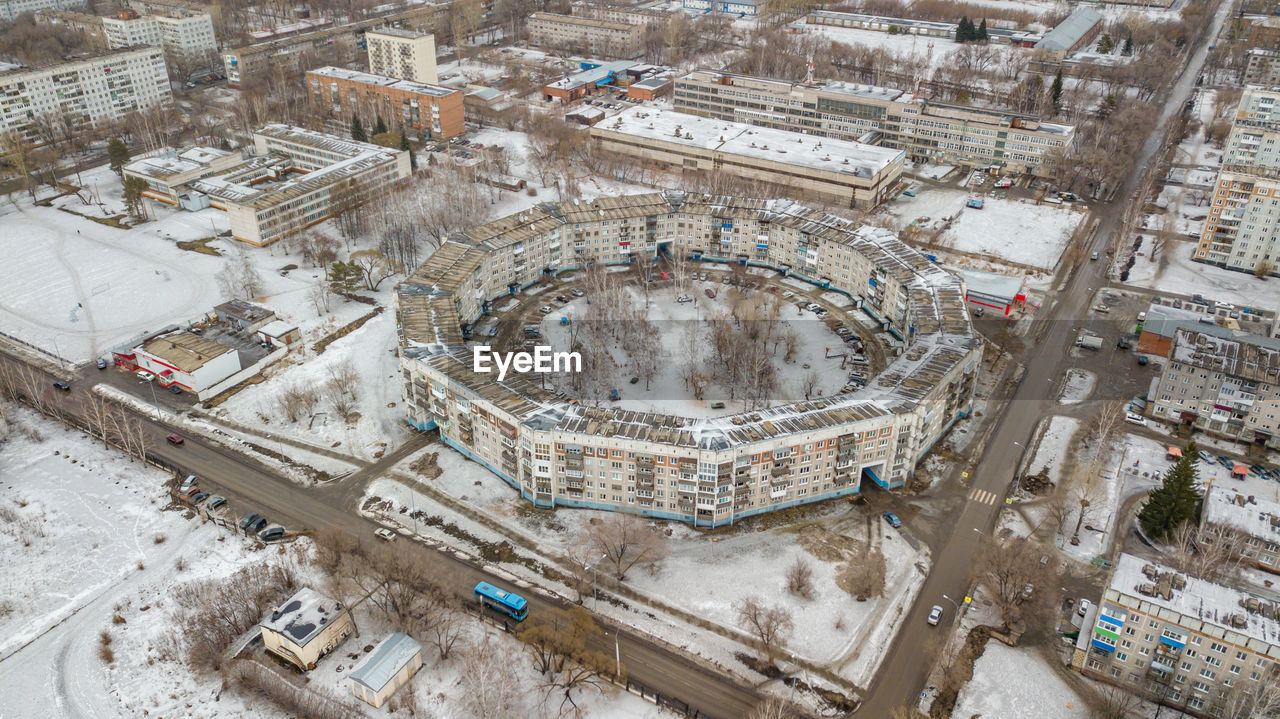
[399,129,416,171]
[351,114,367,143]
[1121,33,1133,56]
[329,261,363,294]
[1097,33,1114,54]
[977,19,988,41]
[122,176,149,222]
[107,138,131,177]
[957,17,972,43]
[374,115,387,136]
[1050,69,1064,115]
[1138,441,1204,541]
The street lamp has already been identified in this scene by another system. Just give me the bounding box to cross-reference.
[143,374,159,410]
[941,593,962,614]
[586,553,607,611]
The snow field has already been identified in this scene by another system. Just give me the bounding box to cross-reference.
[1124,239,1278,312]
[952,642,1090,719]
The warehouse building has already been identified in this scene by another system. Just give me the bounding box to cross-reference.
[1034,7,1104,61]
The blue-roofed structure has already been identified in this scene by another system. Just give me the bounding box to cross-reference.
[1034,7,1103,58]
[348,632,423,708]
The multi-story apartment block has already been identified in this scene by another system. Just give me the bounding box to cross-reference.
[0,47,171,144]
[1200,486,1280,575]
[586,6,669,26]
[590,108,904,210]
[307,66,462,139]
[33,9,109,49]
[1244,49,1280,86]
[682,0,761,15]
[1249,16,1280,52]
[365,27,438,84]
[527,13,643,57]
[0,0,83,23]
[672,70,1074,178]
[1196,87,1280,275]
[1147,327,1280,448]
[101,8,217,64]
[395,193,979,527]
[222,3,446,87]
[1075,554,1280,717]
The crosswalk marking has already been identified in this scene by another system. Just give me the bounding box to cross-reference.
[968,488,998,505]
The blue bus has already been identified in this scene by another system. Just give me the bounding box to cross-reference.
[474,581,528,621]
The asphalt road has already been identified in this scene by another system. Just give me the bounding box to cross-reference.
[853,0,1231,711]
[8,354,760,719]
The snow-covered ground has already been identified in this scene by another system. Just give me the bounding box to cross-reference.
[1023,415,1081,485]
[885,186,1085,269]
[1124,240,1278,311]
[952,643,1090,719]
[538,283,852,415]
[797,21,1027,73]
[1057,369,1096,405]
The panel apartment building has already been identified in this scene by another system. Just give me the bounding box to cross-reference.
[1147,327,1280,449]
[102,8,217,64]
[590,107,904,210]
[0,0,83,22]
[365,27,438,84]
[1196,86,1280,276]
[306,66,463,139]
[1075,554,1280,717]
[0,47,171,144]
[395,193,978,526]
[672,70,1075,178]
[527,13,643,57]
[1200,486,1280,575]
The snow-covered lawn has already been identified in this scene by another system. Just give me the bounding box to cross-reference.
[797,21,1027,72]
[953,643,1090,719]
[538,284,853,416]
[1023,415,1080,485]
[1057,369,1096,405]
[885,187,1085,269]
[1124,239,1278,311]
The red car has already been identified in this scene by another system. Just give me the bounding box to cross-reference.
[166,433,184,446]
[705,288,716,299]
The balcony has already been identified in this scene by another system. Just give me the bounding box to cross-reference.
[564,468,584,478]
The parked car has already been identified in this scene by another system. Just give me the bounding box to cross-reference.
[179,474,198,492]
[375,528,397,542]
[1091,251,1100,260]
[166,433,185,446]
[883,511,903,529]
[96,358,109,370]
[782,291,795,298]
[245,516,268,534]
[1198,450,1214,463]
[570,288,586,297]
[676,295,693,303]
[1218,456,1234,469]
[1137,356,1149,366]
[539,306,553,314]
[1124,412,1147,426]
[168,385,183,395]
[1077,598,1093,617]
[555,295,571,304]
[258,526,285,542]
[52,380,71,391]
[238,513,261,531]
[705,288,716,299]
[927,605,943,626]
[206,496,226,510]
[191,492,210,505]
[1021,583,1034,600]
[135,370,151,381]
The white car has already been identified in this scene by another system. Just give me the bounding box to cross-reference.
[782,291,795,298]
[375,528,397,542]
[676,295,693,303]
[1124,412,1146,426]
[539,306,553,314]
[928,605,943,626]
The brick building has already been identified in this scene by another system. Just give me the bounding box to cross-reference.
[307,66,464,139]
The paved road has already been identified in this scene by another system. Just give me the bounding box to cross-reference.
[854,0,1231,711]
[6,354,760,719]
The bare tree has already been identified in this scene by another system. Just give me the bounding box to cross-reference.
[734,595,794,665]
[588,512,668,581]
[748,697,803,719]
[785,556,815,600]
[460,635,529,718]
[215,246,263,300]
[348,249,398,291]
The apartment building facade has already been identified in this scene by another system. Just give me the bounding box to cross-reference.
[365,27,438,84]
[0,0,83,22]
[672,70,1074,178]
[1195,87,1280,275]
[1200,486,1280,575]
[307,66,462,139]
[590,108,904,210]
[395,193,978,527]
[527,13,643,57]
[1075,554,1280,717]
[1147,328,1280,449]
[0,47,171,144]
[102,8,217,64]
[1244,49,1280,86]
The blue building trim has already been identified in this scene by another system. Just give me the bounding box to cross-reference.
[406,417,437,431]
[439,434,521,490]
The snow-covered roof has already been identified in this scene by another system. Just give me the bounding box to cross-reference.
[1170,327,1280,382]
[124,146,234,180]
[957,268,1024,303]
[260,588,346,648]
[596,108,903,179]
[1035,7,1102,52]
[258,319,298,337]
[1203,485,1280,544]
[309,65,458,98]
[1109,553,1280,647]
[548,60,641,91]
[139,331,235,372]
[348,633,421,692]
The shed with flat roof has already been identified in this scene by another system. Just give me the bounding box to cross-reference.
[347,632,423,707]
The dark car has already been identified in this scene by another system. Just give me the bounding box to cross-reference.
[168,384,183,394]
[96,358,108,370]
[555,295,571,304]
[1218,456,1234,469]
[245,516,268,534]
[190,491,210,505]
[206,496,226,510]
[258,526,285,542]
[52,380,71,391]
[883,511,903,529]
[238,512,261,530]
[166,433,184,445]
[1137,355,1149,366]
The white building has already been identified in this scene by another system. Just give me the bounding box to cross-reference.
[0,0,83,22]
[365,27,438,85]
[122,145,240,200]
[131,331,240,393]
[102,9,217,65]
[1200,485,1280,574]
[348,633,423,708]
[1075,553,1280,716]
[0,48,172,144]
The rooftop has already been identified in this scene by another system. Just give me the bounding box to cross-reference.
[1203,485,1280,543]
[1110,553,1280,647]
[214,299,273,322]
[549,60,643,91]
[309,65,457,98]
[366,26,433,39]
[957,268,1025,302]
[140,331,234,372]
[1035,6,1103,52]
[595,107,903,179]
[260,588,346,648]
[123,146,234,180]
[1170,327,1280,383]
[529,11,634,30]
[348,633,422,692]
